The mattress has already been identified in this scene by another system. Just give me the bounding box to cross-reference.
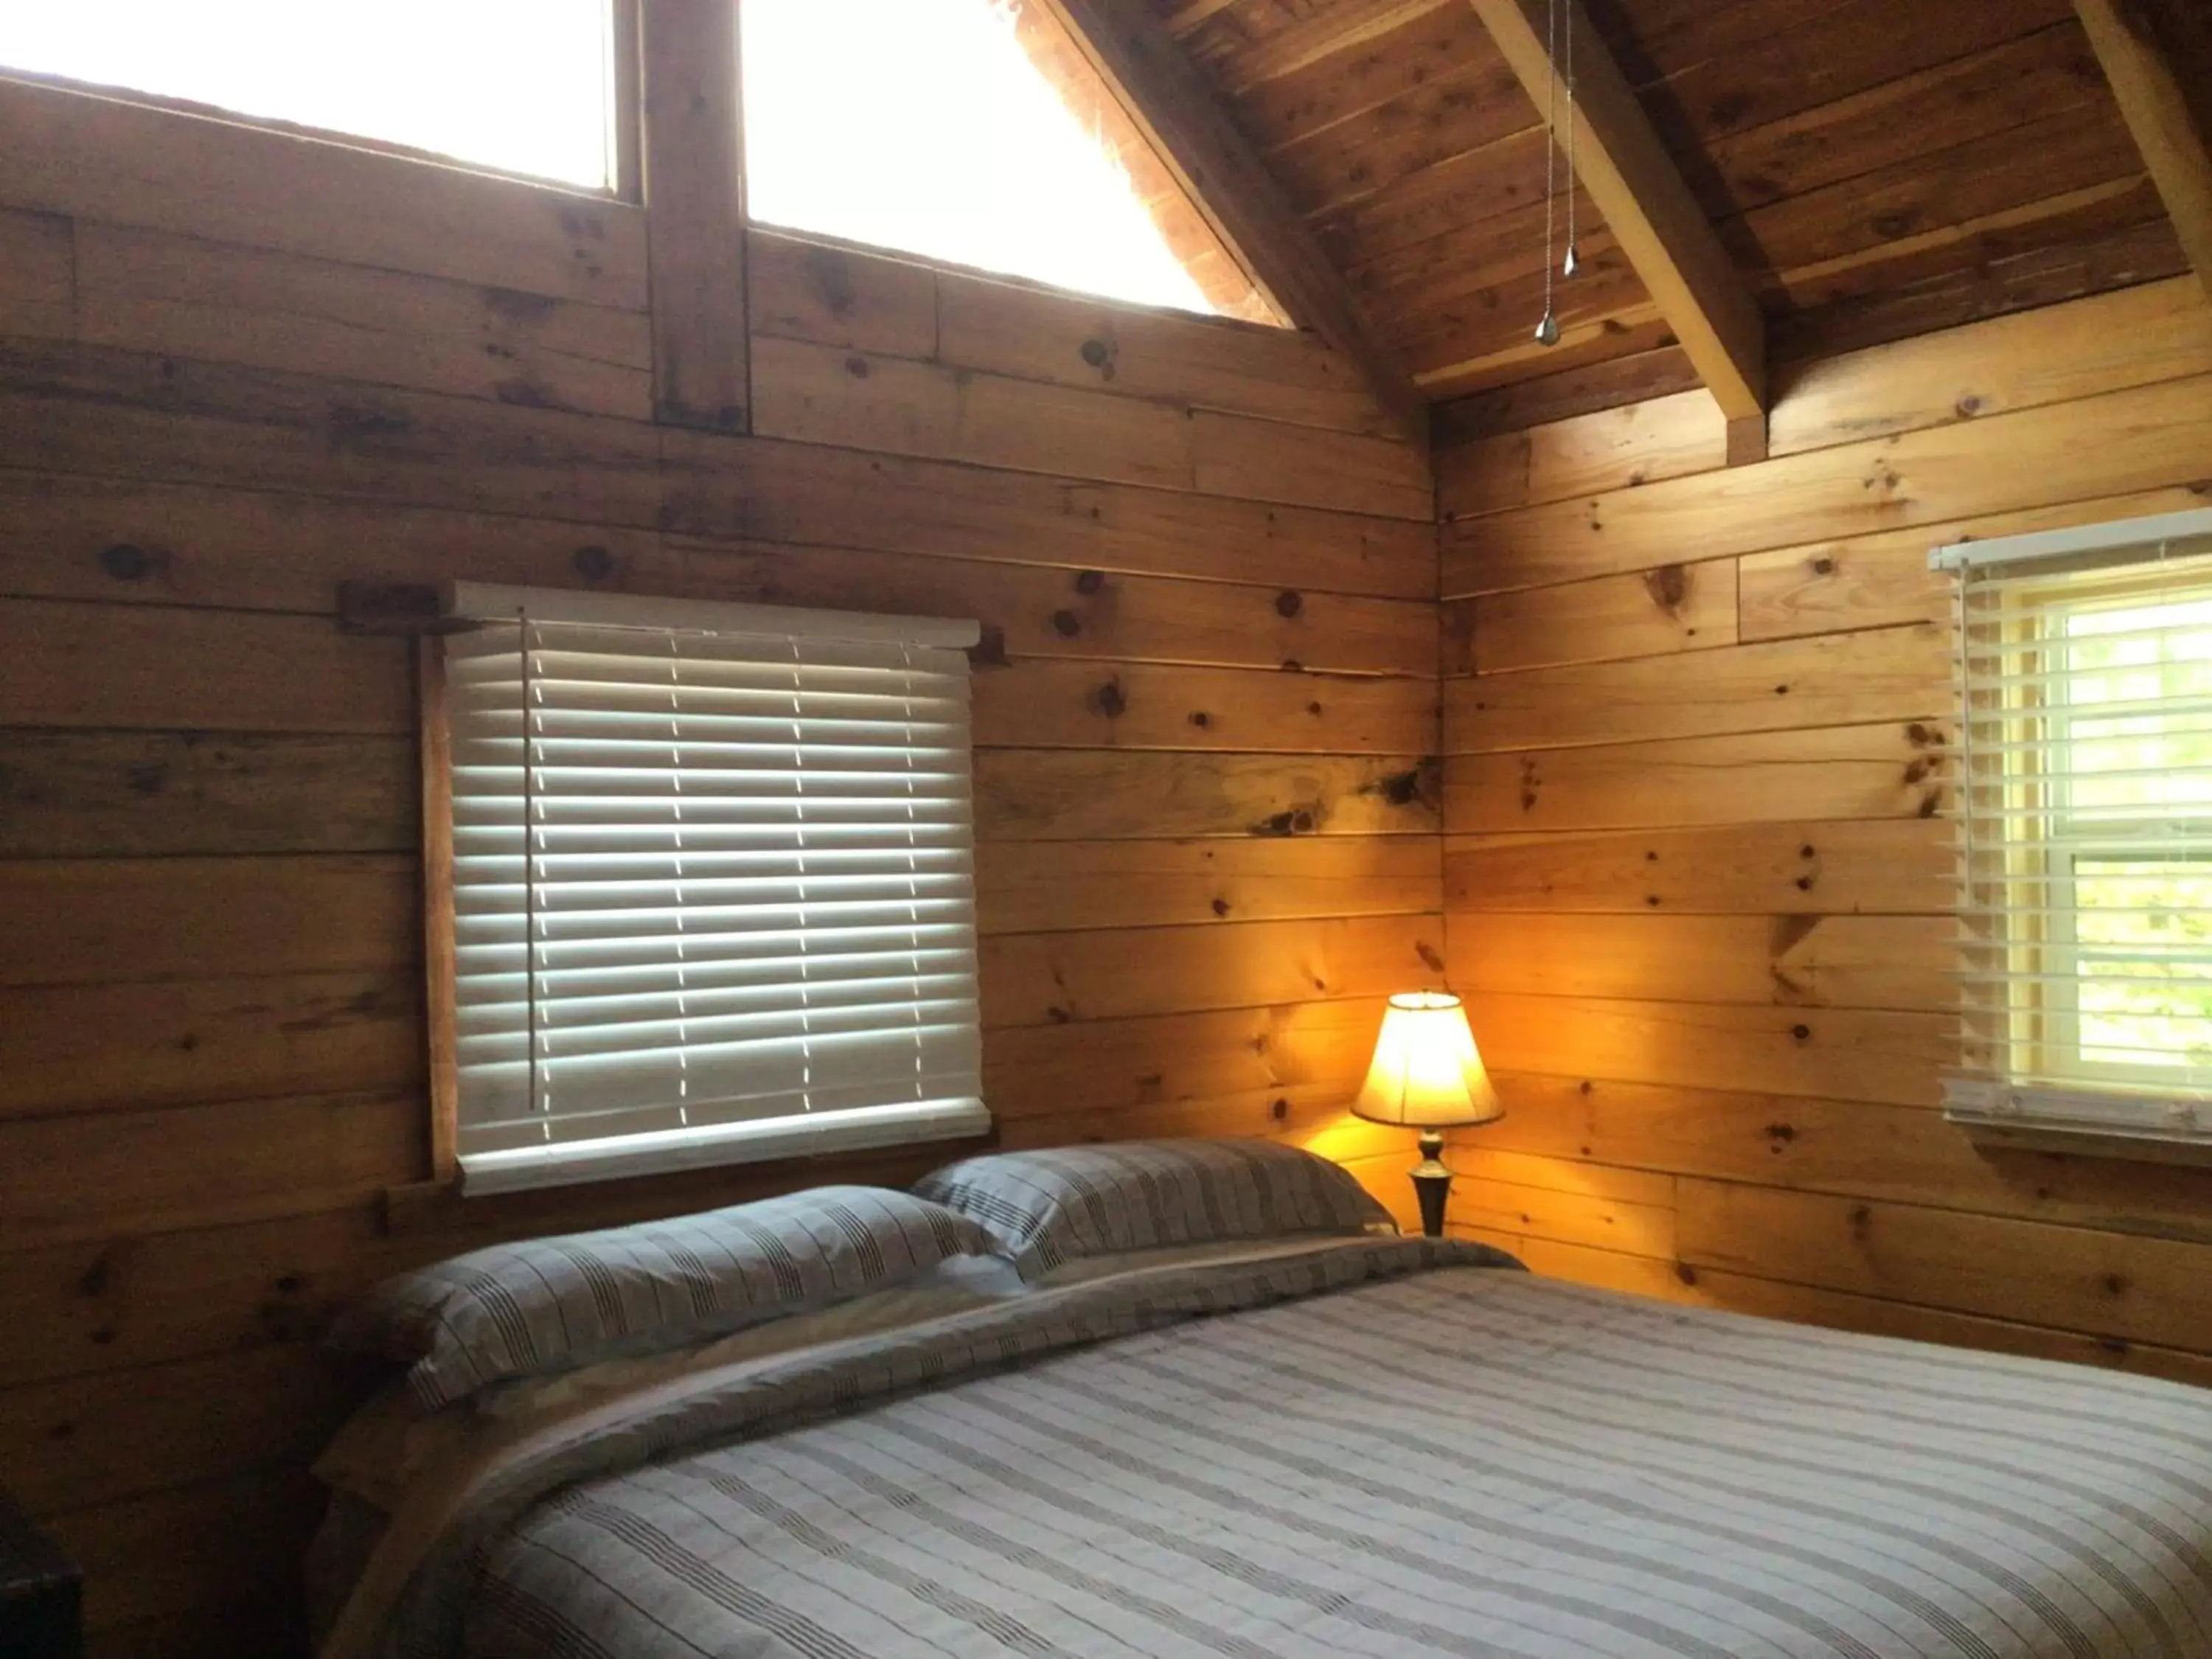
[324,1237,2212,1659]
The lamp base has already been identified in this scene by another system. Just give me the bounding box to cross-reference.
[1410,1127,1451,1239]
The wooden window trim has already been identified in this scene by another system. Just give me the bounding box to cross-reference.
[609,0,645,204]
[374,588,996,1225]
[420,636,464,1186]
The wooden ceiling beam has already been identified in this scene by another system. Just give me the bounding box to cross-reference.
[1036,0,1430,448]
[1467,0,1767,426]
[2073,0,2212,306]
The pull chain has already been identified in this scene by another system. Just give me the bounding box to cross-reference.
[1562,0,1579,279]
[1535,0,1559,346]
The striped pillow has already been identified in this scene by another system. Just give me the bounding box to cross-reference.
[327,1186,996,1408]
[914,1139,1396,1280]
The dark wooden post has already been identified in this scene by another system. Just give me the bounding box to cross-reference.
[639,0,752,431]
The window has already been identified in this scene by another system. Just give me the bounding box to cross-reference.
[1942,509,2212,1151]
[437,584,987,1194]
[740,0,1267,319]
[0,1,622,191]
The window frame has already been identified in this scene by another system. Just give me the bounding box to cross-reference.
[417,583,990,1197]
[731,0,1281,324]
[1997,566,2212,1091]
[1941,508,2212,1155]
[0,0,642,203]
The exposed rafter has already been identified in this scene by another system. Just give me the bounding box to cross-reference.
[2073,0,2212,306]
[1467,0,1767,427]
[1037,0,1430,448]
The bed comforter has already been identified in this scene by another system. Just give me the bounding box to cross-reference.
[327,1237,2212,1659]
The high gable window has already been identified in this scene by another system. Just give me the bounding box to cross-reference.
[0,1,622,190]
[740,0,1272,319]
[437,585,988,1194]
[1941,509,2212,1153]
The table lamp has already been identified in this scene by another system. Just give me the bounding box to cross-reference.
[1353,992,1503,1238]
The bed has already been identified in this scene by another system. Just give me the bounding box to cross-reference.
[312,1154,2212,1659]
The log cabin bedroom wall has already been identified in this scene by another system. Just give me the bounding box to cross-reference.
[6,0,2212,1652]
[1435,285,2212,1386]
[0,61,1440,1657]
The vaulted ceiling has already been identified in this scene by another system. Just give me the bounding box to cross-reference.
[1142,0,2207,411]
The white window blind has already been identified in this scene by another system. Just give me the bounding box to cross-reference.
[1941,510,2212,1151]
[442,596,988,1194]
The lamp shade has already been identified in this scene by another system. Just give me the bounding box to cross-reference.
[1353,992,1503,1130]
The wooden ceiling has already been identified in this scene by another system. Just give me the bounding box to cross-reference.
[1145,0,2201,406]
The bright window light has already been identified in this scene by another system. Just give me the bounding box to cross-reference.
[0,1,618,191]
[740,0,1215,315]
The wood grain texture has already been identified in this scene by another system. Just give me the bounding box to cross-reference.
[0,342,1436,598]
[0,1093,424,1248]
[1461,989,1955,1108]
[0,855,417,987]
[13,29,2212,1642]
[1464,1070,2212,1243]
[1467,0,1767,418]
[0,206,72,338]
[639,0,750,429]
[0,338,669,528]
[1040,0,1429,441]
[975,750,1439,841]
[0,72,1448,1640]
[1734,486,2212,642]
[1161,0,2164,408]
[0,477,1436,670]
[976,838,1442,933]
[0,74,647,305]
[1447,721,1947,833]
[1426,276,2211,528]
[2073,0,2212,302]
[925,247,1391,435]
[1450,911,1955,1012]
[1440,287,2212,1386]
[1429,347,1703,444]
[1450,1225,2212,1391]
[751,334,1432,518]
[972,660,1436,751]
[1767,274,2212,456]
[0,598,412,733]
[1454,1166,1679,1257]
[0,729,419,858]
[72,223,655,418]
[660,427,1437,599]
[1444,559,1739,676]
[980,914,1444,1027]
[1676,1179,2212,1352]
[1,970,421,1119]
[1437,388,1728,518]
[1444,372,2212,595]
[1444,818,1955,916]
[1445,625,1949,751]
[981,998,1388,1121]
[0,1206,392,1389]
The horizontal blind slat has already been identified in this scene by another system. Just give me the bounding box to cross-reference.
[448,615,985,1183]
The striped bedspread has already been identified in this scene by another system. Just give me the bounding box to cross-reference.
[341,1242,2212,1659]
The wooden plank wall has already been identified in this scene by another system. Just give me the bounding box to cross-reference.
[0,76,1439,1655]
[1436,274,2212,1391]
